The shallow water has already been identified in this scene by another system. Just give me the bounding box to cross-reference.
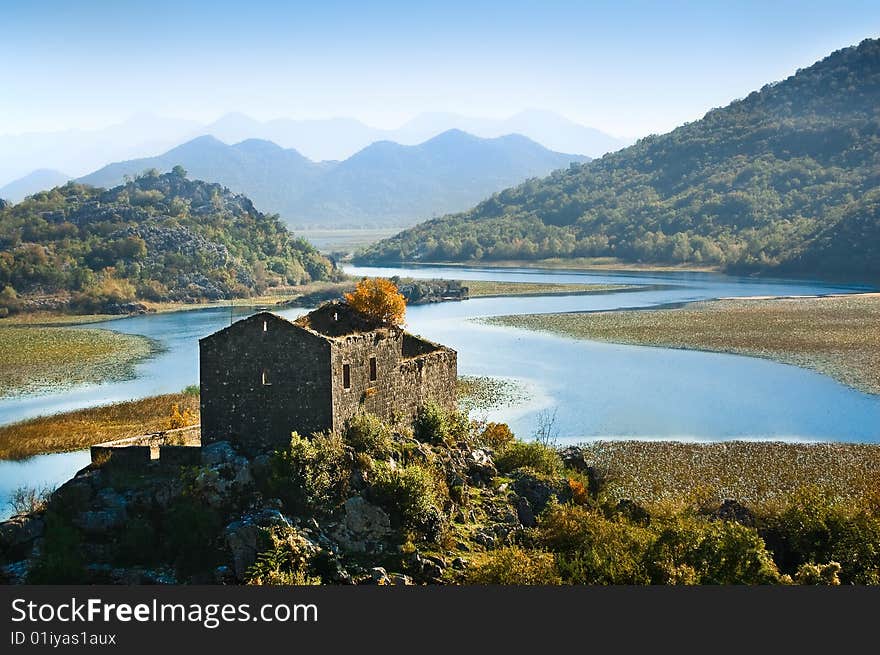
[0,265,877,516]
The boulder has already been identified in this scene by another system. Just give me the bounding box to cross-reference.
[73,489,127,535]
[511,470,571,514]
[0,514,45,559]
[331,496,392,554]
[224,508,293,580]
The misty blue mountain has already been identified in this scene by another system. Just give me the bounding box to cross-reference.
[78,130,588,228]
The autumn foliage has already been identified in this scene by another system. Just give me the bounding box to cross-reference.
[345,277,406,326]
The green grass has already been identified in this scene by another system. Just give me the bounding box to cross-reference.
[486,294,880,395]
[0,326,157,398]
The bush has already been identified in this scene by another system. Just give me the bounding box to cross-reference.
[7,485,52,515]
[117,517,158,565]
[413,402,449,444]
[496,440,562,476]
[371,463,440,534]
[163,496,223,577]
[535,501,652,584]
[245,526,321,585]
[27,512,86,583]
[345,412,393,458]
[267,432,351,515]
[795,561,842,585]
[646,516,781,585]
[762,488,880,584]
[466,547,561,585]
[478,422,515,450]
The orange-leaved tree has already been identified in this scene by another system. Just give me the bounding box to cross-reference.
[344,277,406,326]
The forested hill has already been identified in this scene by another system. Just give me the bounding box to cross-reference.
[356,39,880,282]
[0,168,337,313]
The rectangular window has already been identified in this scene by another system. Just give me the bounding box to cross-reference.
[263,320,268,332]
[369,356,377,382]
[261,369,270,386]
[343,363,351,390]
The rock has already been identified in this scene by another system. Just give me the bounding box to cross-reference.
[224,508,293,580]
[332,496,392,553]
[0,560,30,585]
[201,441,238,466]
[515,496,537,528]
[73,489,127,535]
[511,470,571,514]
[0,514,45,559]
[451,557,469,570]
[389,572,413,585]
[466,449,497,485]
[370,567,390,585]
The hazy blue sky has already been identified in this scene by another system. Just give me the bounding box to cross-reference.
[2,0,879,137]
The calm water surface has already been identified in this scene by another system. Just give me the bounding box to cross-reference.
[1,265,877,518]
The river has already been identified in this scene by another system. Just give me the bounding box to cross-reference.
[1,265,878,519]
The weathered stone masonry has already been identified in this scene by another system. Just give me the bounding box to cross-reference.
[199,303,457,454]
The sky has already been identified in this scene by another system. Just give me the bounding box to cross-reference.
[2,0,879,138]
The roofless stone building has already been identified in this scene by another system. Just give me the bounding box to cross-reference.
[198,301,457,454]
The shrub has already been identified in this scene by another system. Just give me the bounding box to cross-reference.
[535,501,652,584]
[479,422,515,450]
[371,462,440,534]
[7,485,52,515]
[647,516,781,584]
[117,517,158,565]
[345,412,393,458]
[163,496,223,577]
[466,547,561,585]
[245,526,321,585]
[413,402,449,444]
[496,440,562,476]
[27,512,86,584]
[795,561,842,585]
[344,277,406,326]
[267,432,351,515]
[762,487,880,584]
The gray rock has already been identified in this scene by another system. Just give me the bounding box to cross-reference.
[0,514,45,558]
[370,567,390,584]
[331,496,392,553]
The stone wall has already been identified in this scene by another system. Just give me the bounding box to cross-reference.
[330,331,457,432]
[200,313,333,454]
[90,427,201,468]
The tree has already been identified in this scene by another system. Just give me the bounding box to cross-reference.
[344,277,406,326]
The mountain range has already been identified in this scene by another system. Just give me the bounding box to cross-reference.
[77,130,589,228]
[357,38,880,282]
[0,110,626,189]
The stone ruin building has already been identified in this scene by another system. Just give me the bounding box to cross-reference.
[198,301,458,454]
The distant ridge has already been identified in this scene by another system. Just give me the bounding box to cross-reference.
[78,130,588,228]
[357,38,880,283]
[0,169,71,203]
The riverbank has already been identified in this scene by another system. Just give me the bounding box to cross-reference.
[486,293,880,396]
[0,390,200,460]
[464,280,634,298]
[361,257,721,273]
[0,326,158,398]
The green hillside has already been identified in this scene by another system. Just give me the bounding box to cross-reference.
[356,39,880,281]
[0,168,337,313]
